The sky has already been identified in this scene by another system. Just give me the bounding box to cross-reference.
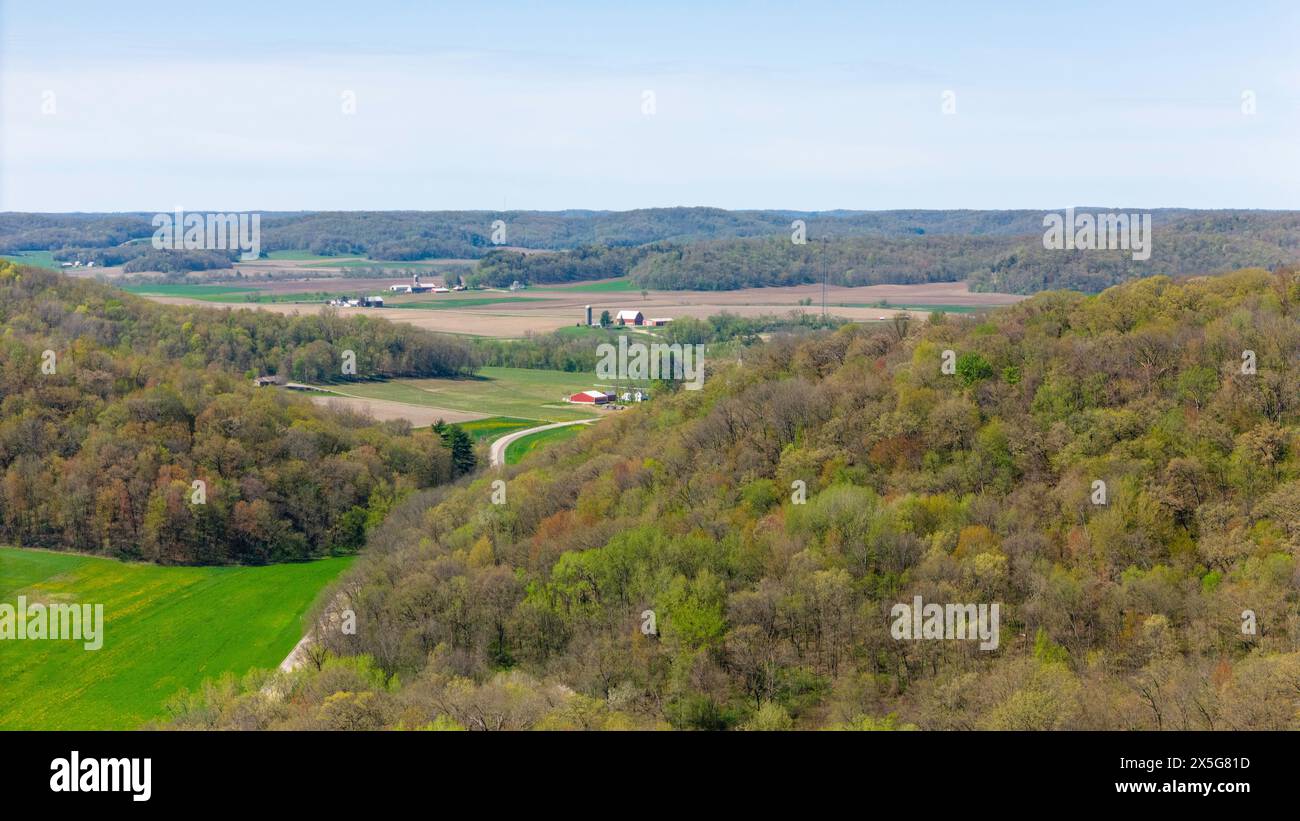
[2,0,1298,212]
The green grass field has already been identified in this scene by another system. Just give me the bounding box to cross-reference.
[1,251,59,270]
[119,283,346,305]
[551,324,669,341]
[531,279,641,293]
[457,416,540,441]
[554,324,627,339]
[0,547,352,730]
[239,291,342,304]
[118,283,258,300]
[321,367,602,422]
[505,424,584,464]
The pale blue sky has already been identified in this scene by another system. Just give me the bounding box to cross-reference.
[2,0,1297,211]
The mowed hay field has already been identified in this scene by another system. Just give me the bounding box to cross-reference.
[505,424,585,464]
[320,367,605,423]
[0,547,352,730]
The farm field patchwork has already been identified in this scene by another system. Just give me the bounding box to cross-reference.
[122,282,544,309]
[0,547,352,730]
[133,279,1026,337]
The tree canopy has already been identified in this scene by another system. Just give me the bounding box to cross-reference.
[0,261,474,563]
[165,267,1300,729]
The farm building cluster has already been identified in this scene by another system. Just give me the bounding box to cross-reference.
[388,273,464,295]
[567,388,649,406]
[569,389,615,404]
[613,309,672,327]
[324,273,473,308]
[388,273,447,294]
[327,295,385,307]
[581,306,673,327]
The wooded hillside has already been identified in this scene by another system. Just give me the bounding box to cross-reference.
[0,262,479,564]
[165,268,1300,729]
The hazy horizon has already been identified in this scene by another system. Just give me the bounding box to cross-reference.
[6,205,1300,216]
[3,0,1299,211]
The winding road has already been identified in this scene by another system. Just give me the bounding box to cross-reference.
[277,418,599,675]
[489,419,598,467]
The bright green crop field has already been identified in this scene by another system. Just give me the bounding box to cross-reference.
[0,547,351,730]
[117,283,258,300]
[458,416,541,441]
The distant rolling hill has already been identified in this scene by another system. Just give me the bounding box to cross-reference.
[4,208,1298,294]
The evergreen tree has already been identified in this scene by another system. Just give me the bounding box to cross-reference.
[436,423,476,476]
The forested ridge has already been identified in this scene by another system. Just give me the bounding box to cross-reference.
[6,209,1299,295]
[483,213,1300,294]
[0,262,480,564]
[3,208,1052,257]
[166,268,1300,730]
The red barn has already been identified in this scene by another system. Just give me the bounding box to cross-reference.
[570,390,614,404]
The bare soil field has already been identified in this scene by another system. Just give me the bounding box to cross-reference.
[246,276,407,294]
[142,280,1025,338]
[306,393,486,426]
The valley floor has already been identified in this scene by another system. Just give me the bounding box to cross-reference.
[138,279,1025,337]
